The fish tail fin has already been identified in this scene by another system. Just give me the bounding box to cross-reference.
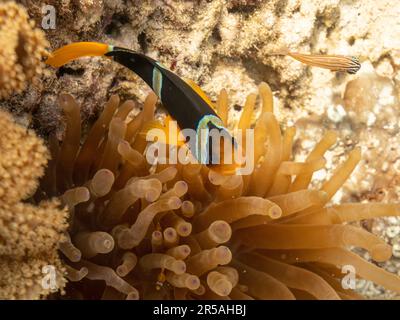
[45,42,111,67]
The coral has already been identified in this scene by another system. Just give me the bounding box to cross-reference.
[0,109,68,299]
[0,254,65,300]
[0,109,48,203]
[0,1,48,99]
[0,200,67,257]
[37,86,400,300]
[339,65,400,297]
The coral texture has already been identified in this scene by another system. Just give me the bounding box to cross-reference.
[0,1,48,99]
[0,109,68,299]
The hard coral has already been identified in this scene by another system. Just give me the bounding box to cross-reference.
[0,1,48,99]
[0,109,68,299]
[39,85,400,300]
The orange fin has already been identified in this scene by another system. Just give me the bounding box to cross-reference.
[46,42,111,67]
[183,78,215,110]
[164,115,174,125]
[139,120,185,147]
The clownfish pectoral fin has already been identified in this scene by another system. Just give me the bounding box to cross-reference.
[45,42,112,68]
[164,115,174,125]
[183,78,216,110]
[208,139,244,176]
[138,120,186,147]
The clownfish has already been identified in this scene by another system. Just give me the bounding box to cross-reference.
[46,42,241,175]
[46,43,361,175]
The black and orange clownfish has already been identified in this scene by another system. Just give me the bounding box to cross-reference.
[45,42,242,175]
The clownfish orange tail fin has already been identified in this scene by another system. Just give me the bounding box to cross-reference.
[45,42,112,68]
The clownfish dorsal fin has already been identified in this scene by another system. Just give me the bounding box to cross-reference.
[183,78,215,111]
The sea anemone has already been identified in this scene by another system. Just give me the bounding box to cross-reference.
[0,1,48,99]
[34,82,400,300]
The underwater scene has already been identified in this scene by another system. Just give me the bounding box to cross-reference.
[1,0,400,301]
